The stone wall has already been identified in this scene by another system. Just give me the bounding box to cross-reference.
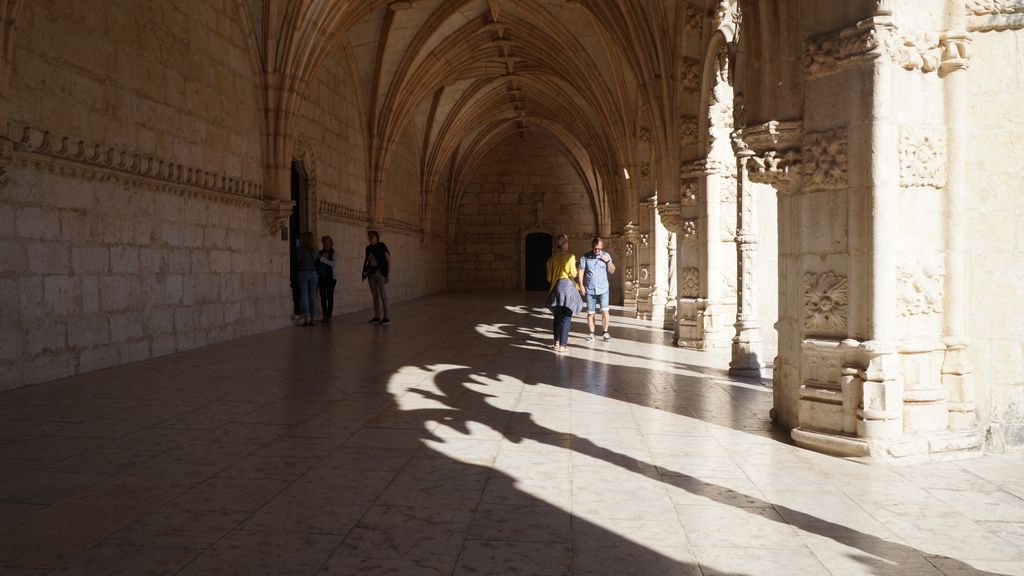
[449,133,596,290]
[0,0,288,391]
[966,26,1024,451]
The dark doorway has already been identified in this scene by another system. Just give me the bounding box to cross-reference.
[524,233,552,291]
[289,162,304,317]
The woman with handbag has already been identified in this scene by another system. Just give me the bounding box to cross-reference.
[546,234,584,353]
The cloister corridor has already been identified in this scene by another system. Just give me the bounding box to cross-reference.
[0,293,1021,576]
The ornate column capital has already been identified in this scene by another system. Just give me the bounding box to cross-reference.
[657,202,683,234]
[733,121,804,187]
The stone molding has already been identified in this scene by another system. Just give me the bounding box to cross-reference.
[804,271,848,338]
[680,267,700,298]
[712,0,740,32]
[899,127,947,188]
[12,126,265,206]
[384,217,425,236]
[319,201,369,225]
[968,0,1024,32]
[805,18,963,77]
[802,128,848,191]
[897,256,945,317]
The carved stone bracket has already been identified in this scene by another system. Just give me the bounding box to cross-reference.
[734,121,804,187]
[262,198,294,238]
[804,271,849,338]
[657,202,683,234]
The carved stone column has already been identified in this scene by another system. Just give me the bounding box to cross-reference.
[728,137,764,377]
[635,198,657,320]
[621,224,640,312]
[658,202,682,332]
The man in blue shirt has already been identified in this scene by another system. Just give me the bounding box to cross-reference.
[577,236,616,341]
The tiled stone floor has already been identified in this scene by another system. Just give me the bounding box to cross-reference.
[1,292,1023,575]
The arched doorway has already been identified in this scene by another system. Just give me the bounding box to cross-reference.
[524,233,552,290]
[289,161,308,317]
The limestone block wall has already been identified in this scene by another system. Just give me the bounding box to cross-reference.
[0,0,291,391]
[965,27,1024,450]
[449,134,596,290]
[0,167,290,391]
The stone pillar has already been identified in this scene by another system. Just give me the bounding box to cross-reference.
[635,198,657,320]
[621,224,640,312]
[662,230,677,330]
[728,138,763,378]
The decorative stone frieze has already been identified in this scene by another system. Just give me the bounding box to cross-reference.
[804,20,889,77]
[804,271,848,338]
[680,268,700,298]
[640,162,651,177]
[681,178,698,206]
[12,126,264,204]
[897,256,945,317]
[968,0,1024,32]
[639,127,651,146]
[802,129,848,191]
[681,219,698,241]
[899,127,947,188]
[681,58,701,92]
[680,158,708,179]
[680,116,699,146]
[320,201,368,225]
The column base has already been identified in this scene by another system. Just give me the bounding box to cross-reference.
[791,427,983,464]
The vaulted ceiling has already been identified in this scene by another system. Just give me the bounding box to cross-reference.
[242,0,734,234]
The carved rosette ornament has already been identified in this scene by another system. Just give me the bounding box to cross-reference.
[804,272,849,337]
[680,116,699,146]
[680,268,700,298]
[899,127,946,188]
[684,2,704,32]
[681,178,698,206]
[897,257,945,316]
[681,219,698,241]
[802,129,848,191]
[681,58,701,92]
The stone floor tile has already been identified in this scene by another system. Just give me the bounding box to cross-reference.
[340,506,473,568]
[46,542,201,576]
[169,475,291,513]
[452,540,571,576]
[572,517,700,576]
[174,530,341,576]
[693,546,831,576]
[467,503,572,543]
[106,504,248,548]
[675,505,805,550]
[319,554,452,576]
[216,454,319,480]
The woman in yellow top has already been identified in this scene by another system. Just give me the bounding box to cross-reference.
[546,234,585,353]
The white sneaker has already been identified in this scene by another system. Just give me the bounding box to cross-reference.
[603,332,611,341]
[586,333,595,342]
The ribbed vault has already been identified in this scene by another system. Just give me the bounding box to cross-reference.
[240,0,714,237]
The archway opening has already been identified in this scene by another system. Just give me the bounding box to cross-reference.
[524,233,553,291]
